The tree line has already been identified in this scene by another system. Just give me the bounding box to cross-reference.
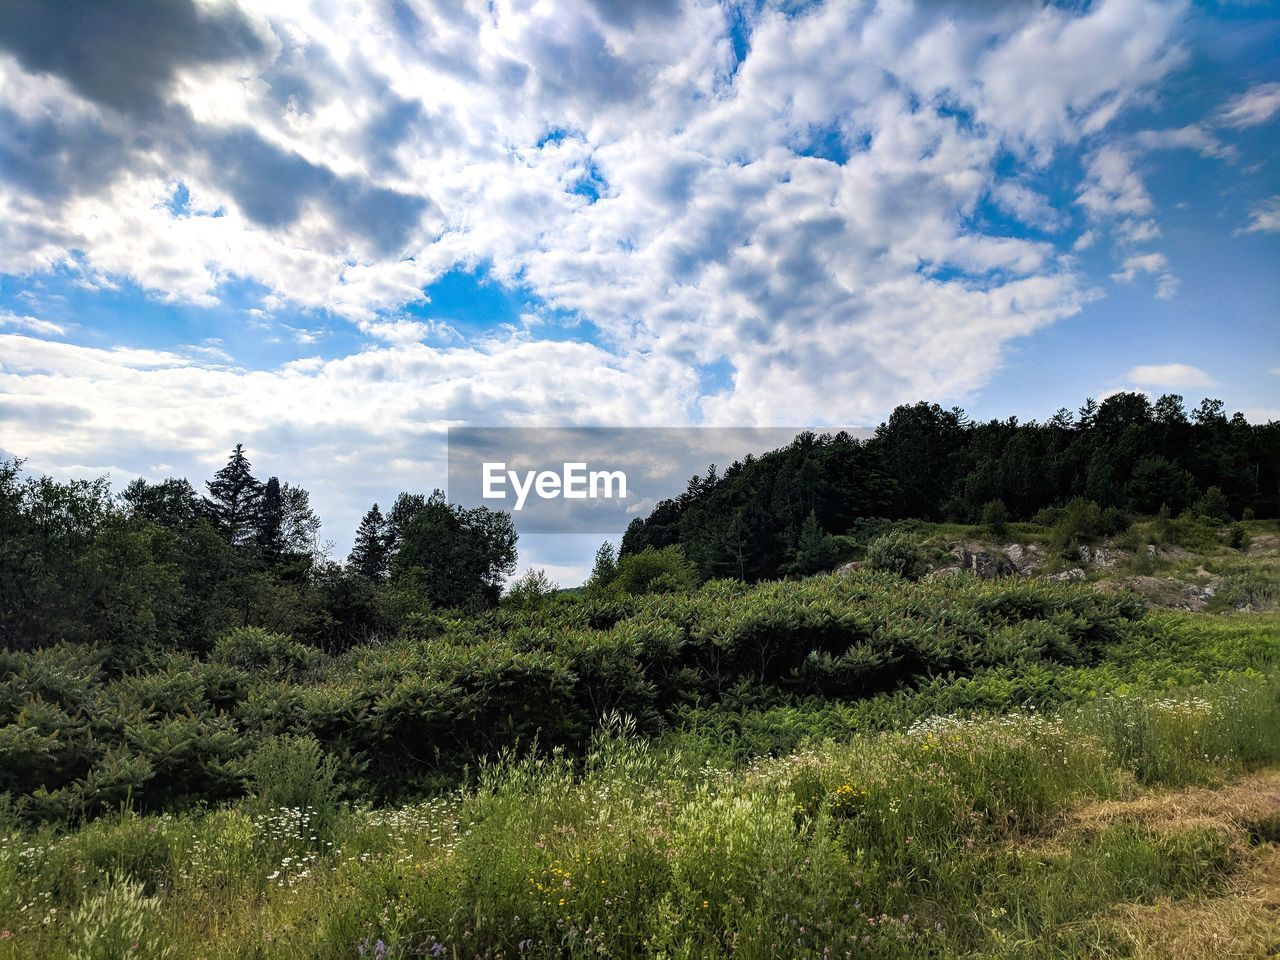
[0,445,515,657]
[619,392,1280,582]
[2,391,1274,656]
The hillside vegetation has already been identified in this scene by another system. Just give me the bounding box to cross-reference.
[1,392,1278,958]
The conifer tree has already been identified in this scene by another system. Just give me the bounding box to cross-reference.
[349,503,390,579]
[585,541,618,591]
[782,509,838,576]
[256,476,285,557]
[204,444,263,545]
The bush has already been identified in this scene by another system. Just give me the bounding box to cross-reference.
[864,532,928,580]
[981,499,1009,536]
[1226,522,1249,550]
[1193,485,1231,523]
[503,569,557,611]
[1050,498,1103,557]
[611,546,698,595]
[243,734,342,819]
[1100,505,1130,536]
[211,626,319,679]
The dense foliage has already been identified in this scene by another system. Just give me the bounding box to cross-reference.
[0,450,516,658]
[621,393,1280,581]
[0,664,1276,959]
[0,565,1193,824]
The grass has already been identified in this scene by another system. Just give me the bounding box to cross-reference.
[0,667,1277,959]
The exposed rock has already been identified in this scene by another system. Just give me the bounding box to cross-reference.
[1001,542,1044,573]
[1075,544,1127,568]
[925,566,961,581]
[946,543,1018,579]
[834,560,863,575]
[1047,568,1086,583]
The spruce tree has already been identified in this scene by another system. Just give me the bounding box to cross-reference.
[783,509,837,576]
[257,476,285,557]
[204,444,263,545]
[349,503,389,579]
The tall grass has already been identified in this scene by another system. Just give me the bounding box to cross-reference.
[1,671,1275,959]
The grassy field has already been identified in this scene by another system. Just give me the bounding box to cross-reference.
[1,603,1277,957]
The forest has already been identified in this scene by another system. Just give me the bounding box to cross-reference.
[621,392,1280,582]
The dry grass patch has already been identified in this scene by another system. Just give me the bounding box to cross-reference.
[1102,843,1280,959]
[1062,768,1280,838]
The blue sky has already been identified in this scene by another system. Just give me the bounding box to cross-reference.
[0,0,1277,582]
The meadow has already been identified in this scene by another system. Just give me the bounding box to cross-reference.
[1,568,1277,959]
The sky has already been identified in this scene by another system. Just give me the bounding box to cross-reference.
[0,0,1277,584]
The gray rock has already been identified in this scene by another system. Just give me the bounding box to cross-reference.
[951,547,1018,579]
[1001,542,1044,573]
[1047,568,1086,583]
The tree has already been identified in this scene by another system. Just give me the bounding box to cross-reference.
[385,492,427,559]
[349,504,390,580]
[611,546,698,595]
[981,498,1009,536]
[1127,456,1197,515]
[585,541,618,592]
[390,490,517,609]
[504,568,556,610]
[257,476,286,557]
[122,477,202,529]
[278,482,321,555]
[204,444,263,545]
[782,510,838,576]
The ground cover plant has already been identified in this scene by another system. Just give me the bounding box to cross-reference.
[0,666,1276,959]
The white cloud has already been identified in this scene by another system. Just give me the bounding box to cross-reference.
[1237,195,1280,235]
[0,0,1210,549]
[0,310,65,337]
[1124,363,1215,388]
[1078,146,1153,218]
[1217,82,1280,129]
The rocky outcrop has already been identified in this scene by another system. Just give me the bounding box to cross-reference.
[1001,542,1045,573]
[1047,568,1086,583]
[944,543,1019,579]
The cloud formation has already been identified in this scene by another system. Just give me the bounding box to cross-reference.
[0,0,1275,557]
[1124,363,1215,388]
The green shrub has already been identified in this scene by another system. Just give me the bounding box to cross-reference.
[502,568,557,611]
[611,546,698,595]
[1226,522,1249,550]
[211,626,319,679]
[981,499,1009,536]
[1193,485,1231,522]
[864,532,928,580]
[243,734,342,817]
[1049,498,1102,556]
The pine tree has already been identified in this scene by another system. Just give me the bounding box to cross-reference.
[256,476,285,557]
[204,444,263,545]
[782,509,838,576]
[349,504,389,579]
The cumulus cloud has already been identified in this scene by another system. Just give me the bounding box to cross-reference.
[1124,363,1215,388]
[0,0,1229,548]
